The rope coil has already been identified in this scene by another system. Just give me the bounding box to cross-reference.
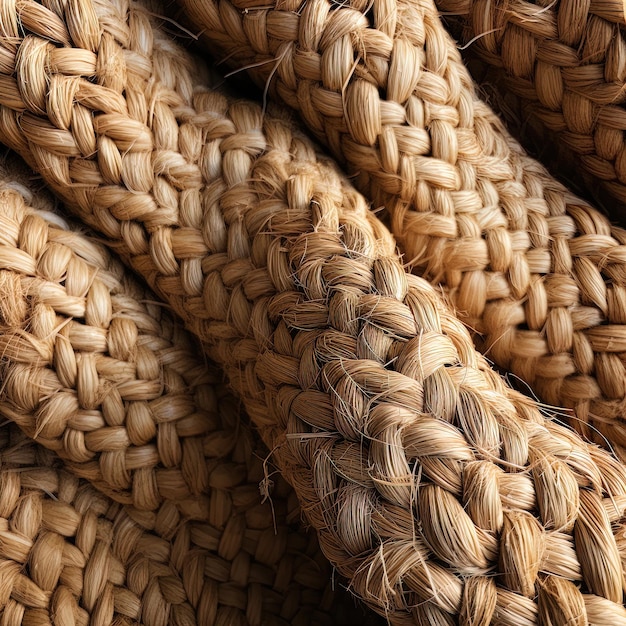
[0,161,374,626]
[2,1,626,623]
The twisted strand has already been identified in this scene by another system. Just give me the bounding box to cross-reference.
[0,161,374,626]
[164,0,626,457]
[433,0,626,210]
[2,0,626,623]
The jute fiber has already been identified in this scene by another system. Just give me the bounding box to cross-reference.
[433,0,626,210]
[0,421,190,626]
[449,54,600,210]
[166,0,626,457]
[4,2,626,624]
[0,164,378,626]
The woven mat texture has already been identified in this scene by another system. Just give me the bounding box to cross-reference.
[0,159,379,626]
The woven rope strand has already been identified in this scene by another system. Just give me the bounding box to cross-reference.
[3,1,626,623]
[164,0,626,459]
[0,161,376,626]
[432,0,626,210]
[0,424,176,626]
[0,421,360,626]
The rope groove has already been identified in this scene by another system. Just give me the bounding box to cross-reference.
[2,0,626,623]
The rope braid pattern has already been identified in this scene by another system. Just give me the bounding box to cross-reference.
[432,0,626,210]
[0,171,376,626]
[3,0,626,623]
[165,0,626,457]
[0,424,178,626]
[0,422,268,626]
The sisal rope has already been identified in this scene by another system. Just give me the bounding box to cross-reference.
[448,54,603,210]
[432,0,626,211]
[164,0,626,458]
[0,421,362,626]
[0,162,377,626]
[3,1,626,624]
[0,422,189,626]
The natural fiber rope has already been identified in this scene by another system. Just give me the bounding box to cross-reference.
[0,422,361,626]
[0,162,377,626]
[432,0,626,211]
[3,2,626,624]
[165,0,626,457]
[450,54,600,209]
[0,422,184,626]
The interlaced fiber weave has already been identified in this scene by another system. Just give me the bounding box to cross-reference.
[5,1,626,624]
[0,420,364,626]
[166,0,626,457]
[0,165,377,626]
[432,0,626,210]
[0,421,192,626]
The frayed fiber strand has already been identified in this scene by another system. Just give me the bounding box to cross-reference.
[3,1,626,624]
[165,0,626,460]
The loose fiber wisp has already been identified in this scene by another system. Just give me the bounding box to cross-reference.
[0,162,377,626]
[165,0,626,460]
[3,1,626,624]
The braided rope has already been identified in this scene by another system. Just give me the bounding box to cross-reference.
[166,0,626,457]
[0,424,174,626]
[433,0,626,210]
[3,0,626,623]
[0,423,289,626]
[0,164,375,626]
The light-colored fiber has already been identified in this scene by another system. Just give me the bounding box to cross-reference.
[164,0,626,458]
[0,163,378,626]
[3,2,626,624]
[0,421,360,626]
[433,0,626,211]
[451,55,602,210]
[0,422,185,626]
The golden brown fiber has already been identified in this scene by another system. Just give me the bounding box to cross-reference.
[0,163,376,626]
[0,423,186,626]
[0,421,362,626]
[4,1,626,624]
[433,0,626,209]
[167,0,626,458]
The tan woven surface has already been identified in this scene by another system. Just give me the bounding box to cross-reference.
[3,1,626,624]
[0,165,378,626]
[161,0,626,458]
[0,421,363,626]
[451,55,607,211]
[434,0,626,211]
[0,422,180,626]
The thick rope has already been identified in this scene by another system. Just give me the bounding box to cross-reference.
[432,0,626,210]
[165,0,626,457]
[0,424,183,626]
[2,1,626,623]
[0,166,375,626]
[0,420,332,626]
